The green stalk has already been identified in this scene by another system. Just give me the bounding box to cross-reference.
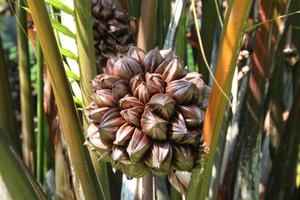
[73,0,110,198]
[0,36,21,154]
[129,0,141,21]
[214,0,223,27]
[36,42,45,183]
[171,185,182,200]
[174,5,187,63]
[163,0,186,49]
[157,0,171,48]
[26,0,103,199]
[16,0,35,173]
[198,0,218,83]
[0,129,46,200]
[187,0,253,199]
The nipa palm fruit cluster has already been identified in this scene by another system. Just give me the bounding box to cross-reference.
[91,0,135,68]
[86,46,210,178]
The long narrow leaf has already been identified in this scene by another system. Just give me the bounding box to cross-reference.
[51,19,75,38]
[187,0,253,199]
[164,0,186,49]
[45,0,74,15]
[59,47,78,61]
[64,66,80,80]
[198,0,218,83]
[74,0,110,198]
[36,42,45,183]
[16,0,35,172]
[156,0,171,48]
[174,5,187,62]
[26,0,103,199]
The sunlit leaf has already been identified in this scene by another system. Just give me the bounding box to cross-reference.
[51,19,75,38]
[60,47,78,60]
[45,0,74,15]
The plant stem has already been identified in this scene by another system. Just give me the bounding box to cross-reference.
[36,42,45,183]
[16,0,35,173]
[137,0,158,51]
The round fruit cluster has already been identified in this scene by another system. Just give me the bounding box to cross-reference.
[86,46,209,177]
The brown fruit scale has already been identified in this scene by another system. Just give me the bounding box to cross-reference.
[86,46,209,178]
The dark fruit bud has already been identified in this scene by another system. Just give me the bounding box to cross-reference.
[127,46,145,63]
[169,112,194,144]
[120,106,144,127]
[112,80,129,100]
[166,79,195,104]
[103,57,117,75]
[113,56,143,80]
[119,95,144,109]
[155,57,187,83]
[184,72,205,104]
[172,145,194,171]
[92,74,119,90]
[160,49,177,60]
[144,142,172,175]
[114,10,130,22]
[112,146,131,165]
[86,103,110,123]
[133,82,150,104]
[100,0,113,19]
[141,108,168,140]
[98,108,125,145]
[145,73,165,96]
[92,4,102,18]
[147,93,176,120]
[92,89,116,107]
[114,123,135,146]
[129,73,144,92]
[127,129,151,162]
[86,124,110,151]
[178,105,205,128]
[143,47,164,73]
